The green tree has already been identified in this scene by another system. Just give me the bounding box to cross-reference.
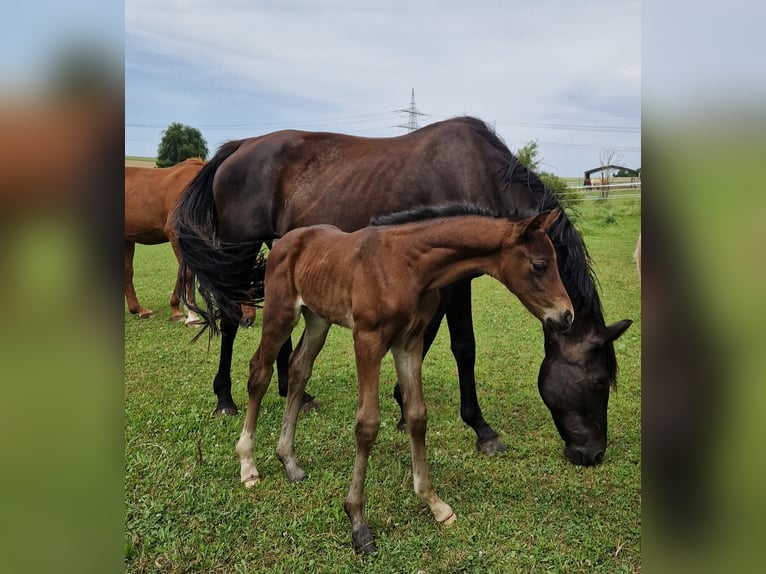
[156,122,208,167]
[515,139,542,172]
[514,140,581,208]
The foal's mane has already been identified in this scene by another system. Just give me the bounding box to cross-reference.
[372,203,501,227]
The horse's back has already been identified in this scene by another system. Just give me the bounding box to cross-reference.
[125,161,204,243]
[212,118,503,241]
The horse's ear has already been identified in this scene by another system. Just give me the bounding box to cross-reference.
[593,319,633,346]
[517,208,562,239]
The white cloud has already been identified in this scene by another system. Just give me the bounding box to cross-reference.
[126,0,641,174]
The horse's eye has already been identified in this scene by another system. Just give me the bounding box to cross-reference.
[532,261,548,273]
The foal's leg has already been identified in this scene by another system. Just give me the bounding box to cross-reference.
[235,305,300,487]
[442,279,506,454]
[124,240,153,318]
[275,311,331,482]
[277,338,320,412]
[393,302,446,432]
[344,330,385,554]
[392,339,457,526]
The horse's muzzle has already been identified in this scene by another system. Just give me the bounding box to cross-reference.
[545,309,573,333]
[564,444,604,466]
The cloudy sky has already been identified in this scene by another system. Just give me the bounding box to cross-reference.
[126,0,641,176]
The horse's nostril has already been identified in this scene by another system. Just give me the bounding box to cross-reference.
[563,309,573,328]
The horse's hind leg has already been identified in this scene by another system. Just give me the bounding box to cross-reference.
[235,304,300,487]
[167,236,187,322]
[235,345,274,487]
[443,279,506,454]
[276,327,320,413]
[213,315,238,416]
[392,339,456,527]
[168,233,200,325]
[275,310,331,483]
[125,240,153,318]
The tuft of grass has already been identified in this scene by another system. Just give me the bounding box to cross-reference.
[125,200,640,573]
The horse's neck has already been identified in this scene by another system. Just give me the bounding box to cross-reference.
[396,217,508,291]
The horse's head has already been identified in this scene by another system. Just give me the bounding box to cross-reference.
[501,209,574,333]
[538,318,633,466]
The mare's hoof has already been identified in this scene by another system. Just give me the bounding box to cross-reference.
[352,532,377,555]
[170,313,185,322]
[185,319,203,328]
[396,418,408,434]
[300,397,320,413]
[214,406,239,417]
[287,468,307,483]
[477,436,507,455]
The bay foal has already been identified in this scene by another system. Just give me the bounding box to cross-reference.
[235,206,573,553]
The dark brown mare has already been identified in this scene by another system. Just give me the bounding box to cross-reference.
[125,159,204,324]
[236,205,573,553]
[174,116,632,466]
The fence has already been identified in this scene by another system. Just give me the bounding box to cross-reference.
[562,181,641,202]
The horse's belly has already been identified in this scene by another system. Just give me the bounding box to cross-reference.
[298,295,354,329]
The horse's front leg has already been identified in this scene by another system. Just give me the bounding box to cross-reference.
[393,302,446,433]
[124,240,153,319]
[275,311,331,483]
[392,336,456,527]
[442,278,506,454]
[344,330,384,554]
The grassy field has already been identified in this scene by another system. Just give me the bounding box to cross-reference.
[126,157,157,168]
[125,198,641,573]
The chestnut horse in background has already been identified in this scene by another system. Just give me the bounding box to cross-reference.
[125,158,204,324]
[236,205,573,553]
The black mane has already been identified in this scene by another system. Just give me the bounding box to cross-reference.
[456,116,616,381]
[372,203,501,227]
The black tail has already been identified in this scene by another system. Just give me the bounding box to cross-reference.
[173,140,267,335]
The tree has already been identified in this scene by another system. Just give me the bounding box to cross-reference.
[514,140,581,208]
[597,147,624,197]
[515,139,542,172]
[156,122,208,167]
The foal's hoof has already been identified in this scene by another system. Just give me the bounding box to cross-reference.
[439,509,458,527]
[477,436,507,455]
[242,475,260,488]
[137,310,154,319]
[170,313,185,322]
[214,406,239,417]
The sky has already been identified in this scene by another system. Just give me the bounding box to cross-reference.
[125,0,641,177]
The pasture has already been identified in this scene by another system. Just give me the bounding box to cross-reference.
[125,198,641,573]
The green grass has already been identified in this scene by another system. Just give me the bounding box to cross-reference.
[125,198,641,573]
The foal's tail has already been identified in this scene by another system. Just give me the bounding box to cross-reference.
[173,140,267,335]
